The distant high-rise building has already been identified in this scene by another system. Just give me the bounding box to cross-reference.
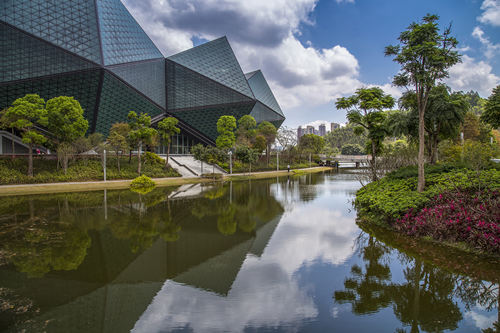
[306,125,314,135]
[297,126,304,141]
[319,124,326,136]
[331,122,340,132]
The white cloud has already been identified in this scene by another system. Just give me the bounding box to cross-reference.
[303,120,331,128]
[465,309,497,330]
[472,26,500,59]
[336,0,355,3]
[447,55,500,96]
[478,0,500,26]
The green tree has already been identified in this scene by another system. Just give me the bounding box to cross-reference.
[107,123,130,173]
[235,146,259,173]
[157,117,180,167]
[336,87,394,181]
[46,96,89,173]
[299,134,325,154]
[128,111,157,175]
[257,121,277,166]
[191,143,209,174]
[252,134,267,153]
[385,14,460,191]
[236,115,257,145]
[216,115,237,150]
[325,124,367,150]
[481,85,500,128]
[1,94,48,176]
[399,85,468,163]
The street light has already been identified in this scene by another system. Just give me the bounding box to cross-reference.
[228,150,233,174]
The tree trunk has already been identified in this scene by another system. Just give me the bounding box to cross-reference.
[129,149,132,164]
[166,142,170,168]
[411,259,422,333]
[266,145,270,166]
[11,128,15,160]
[63,154,69,174]
[417,107,426,192]
[28,143,33,177]
[116,152,121,173]
[137,141,142,175]
[371,140,377,181]
[429,135,439,165]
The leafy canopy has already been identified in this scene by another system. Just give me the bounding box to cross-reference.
[216,115,237,149]
[127,111,157,144]
[46,96,88,144]
[481,85,500,128]
[157,117,180,145]
[2,94,48,146]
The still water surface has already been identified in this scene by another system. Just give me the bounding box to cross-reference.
[0,171,498,332]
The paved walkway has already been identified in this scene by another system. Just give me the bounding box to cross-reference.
[0,167,331,196]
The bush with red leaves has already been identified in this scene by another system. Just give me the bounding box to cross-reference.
[394,189,500,254]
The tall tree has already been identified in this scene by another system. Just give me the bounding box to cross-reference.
[399,85,468,163]
[216,115,237,150]
[276,126,297,163]
[46,96,88,173]
[2,94,48,176]
[157,117,180,167]
[128,111,157,175]
[257,121,277,166]
[107,123,130,173]
[236,115,257,145]
[481,85,500,128]
[385,14,460,191]
[336,87,394,181]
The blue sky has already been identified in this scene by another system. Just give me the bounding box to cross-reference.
[124,0,500,129]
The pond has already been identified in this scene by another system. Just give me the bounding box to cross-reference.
[0,171,498,332]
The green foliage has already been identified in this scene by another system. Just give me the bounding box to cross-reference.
[336,87,394,159]
[157,117,180,145]
[236,115,257,145]
[128,111,157,174]
[481,85,500,128]
[191,144,209,163]
[355,168,500,221]
[252,134,267,152]
[299,134,325,154]
[216,115,237,149]
[142,151,164,166]
[235,146,259,169]
[130,175,156,189]
[46,96,88,144]
[1,94,49,176]
[341,143,364,155]
[325,124,367,149]
[257,121,277,146]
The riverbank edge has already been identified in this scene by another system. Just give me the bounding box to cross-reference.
[357,218,500,281]
[0,167,333,196]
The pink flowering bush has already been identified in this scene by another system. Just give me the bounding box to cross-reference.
[394,189,500,254]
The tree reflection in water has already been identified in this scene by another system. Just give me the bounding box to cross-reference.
[334,231,499,332]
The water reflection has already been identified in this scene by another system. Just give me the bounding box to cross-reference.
[0,172,498,332]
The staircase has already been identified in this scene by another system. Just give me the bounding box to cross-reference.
[167,155,226,177]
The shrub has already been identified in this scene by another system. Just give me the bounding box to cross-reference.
[130,175,156,189]
[142,151,164,166]
[393,189,500,254]
[341,144,364,155]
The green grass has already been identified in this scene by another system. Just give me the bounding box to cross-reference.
[0,155,179,185]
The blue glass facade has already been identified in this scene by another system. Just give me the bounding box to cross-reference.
[0,0,285,146]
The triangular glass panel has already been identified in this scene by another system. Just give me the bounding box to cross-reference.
[246,70,284,117]
[0,24,98,83]
[96,0,163,66]
[168,37,254,99]
[166,60,253,111]
[0,0,102,64]
[108,59,166,109]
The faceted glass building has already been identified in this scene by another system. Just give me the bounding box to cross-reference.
[0,0,285,153]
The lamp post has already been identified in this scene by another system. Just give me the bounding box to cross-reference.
[277,150,279,171]
[228,150,233,174]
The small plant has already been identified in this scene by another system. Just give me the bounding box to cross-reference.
[130,175,156,190]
